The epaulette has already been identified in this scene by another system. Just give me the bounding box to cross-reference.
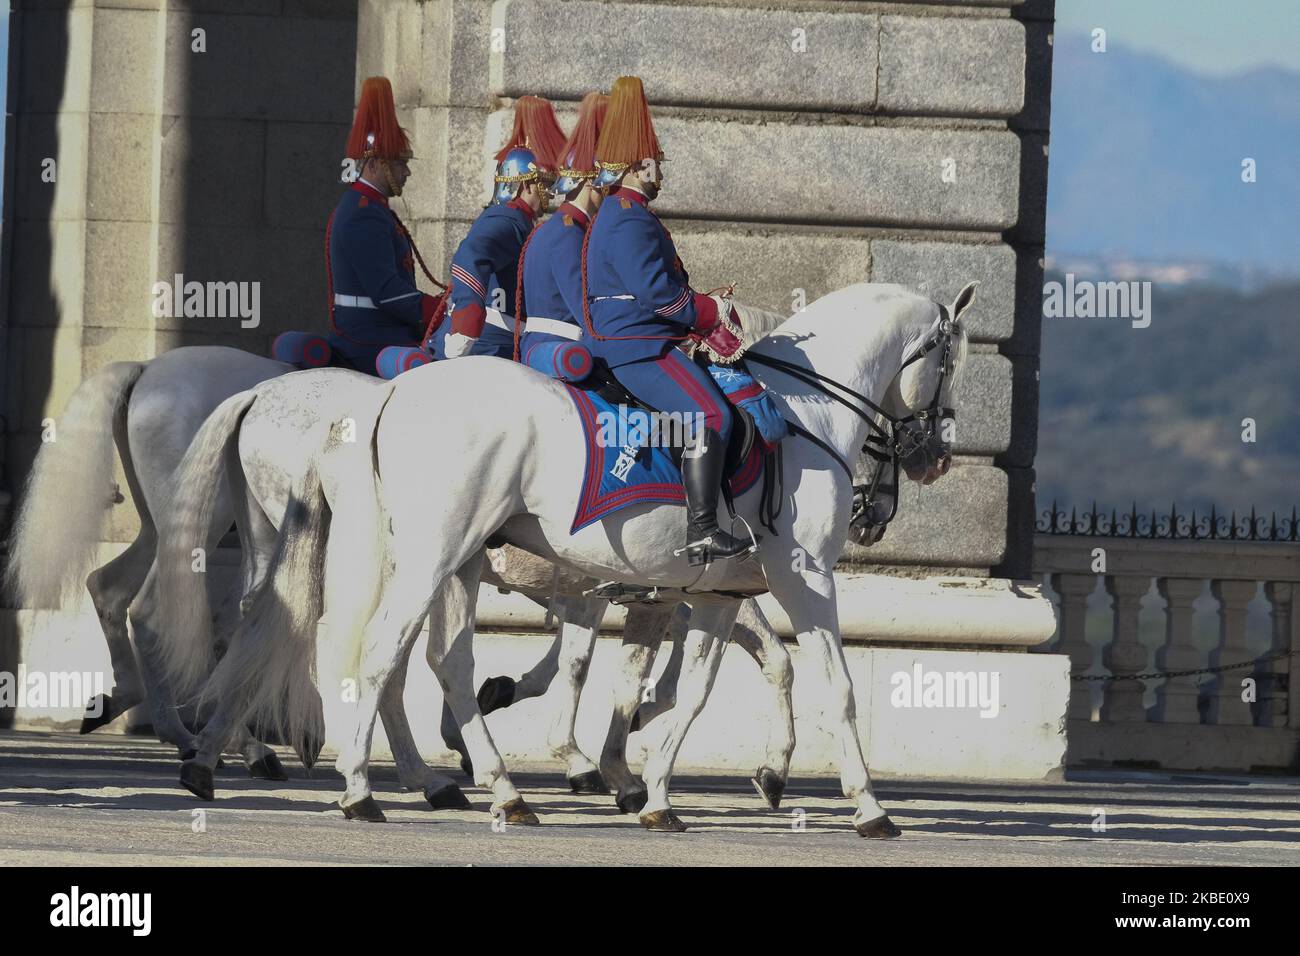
[358,196,369,208]
[619,198,632,209]
[563,214,575,227]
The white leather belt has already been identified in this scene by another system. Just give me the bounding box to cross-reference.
[524,317,580,340]
[484,308,512,331]
[334,293,376,309]
[592,294,635,301]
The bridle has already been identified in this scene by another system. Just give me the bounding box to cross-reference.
[744,305,959,545]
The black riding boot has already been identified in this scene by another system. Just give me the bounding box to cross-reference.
[679,428,757,567]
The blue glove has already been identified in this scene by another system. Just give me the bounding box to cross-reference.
[707,363,789,445]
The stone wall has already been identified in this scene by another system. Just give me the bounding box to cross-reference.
[0,0,1053,569]
[1,0,358,540]
[358,0,1054,579]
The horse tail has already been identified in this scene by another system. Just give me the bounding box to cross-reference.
[155,388,260,696]
[197,460,329,765]
[4,361,147,609]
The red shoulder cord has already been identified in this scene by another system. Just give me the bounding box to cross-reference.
[513,221,542,363]
[579,201,693,344]
[389,207,448,292]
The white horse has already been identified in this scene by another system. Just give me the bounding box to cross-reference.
[169,281,973,835]
[3,347,292,776]
[144,309,801,820]
[5,343,794,814]
[3,347,474,804]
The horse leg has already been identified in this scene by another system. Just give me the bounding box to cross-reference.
[440,603,562,772]
[81,531,155,732]
[637,601,740,832]
[598,603,674,814]
[81,396,158,734]
[730,599,795,809]
[379,637,470,810]
[424,553,537,824]
[213,476,290,780]
[630,604,689,729]
[128,565,200,754]
[543,595,609,794]
[766,569,897,838]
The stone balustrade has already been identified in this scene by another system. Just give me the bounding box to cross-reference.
[1032,526,1300,771]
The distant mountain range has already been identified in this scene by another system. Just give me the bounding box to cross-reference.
[1036,277,1300,520]
[1047,35,1300,278]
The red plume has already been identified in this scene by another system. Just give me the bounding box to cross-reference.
[495,95,567,170]
[559,92,609,174]
[346,77,412,161]
[595,77,661,168]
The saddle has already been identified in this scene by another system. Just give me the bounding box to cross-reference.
[580,358,758,482]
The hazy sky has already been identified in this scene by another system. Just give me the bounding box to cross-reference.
[1057,0,1300,75]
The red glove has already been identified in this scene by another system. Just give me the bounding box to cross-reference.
[694,320,744,361]
[450,301,487,337]
[690,292,719,333]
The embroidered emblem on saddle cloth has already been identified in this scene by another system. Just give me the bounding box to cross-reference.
[564,386,763,533]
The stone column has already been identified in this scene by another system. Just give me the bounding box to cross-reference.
[5,1,168,541]
[1100,576,1150,723]
[1051,572,1096,720]
[1256,582,1292,728]
[1204,579,1258,726]
[1150,577,1204,724]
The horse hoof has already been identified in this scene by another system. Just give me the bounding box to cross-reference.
[568,770,609,795]
[640,809,688,832]
[496,797,540,826]
[341,796,386,823]
[180,761,214,802]
[476,675,517,716]
[426,783,472,811]
[856,815,902,839]
[248,753,288,781]
[751,767,786,810]
[459,756,474,779]
[79,695,119,734]
[616,790,649,814]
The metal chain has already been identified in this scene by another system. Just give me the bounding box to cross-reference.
[1071,648,1298,682]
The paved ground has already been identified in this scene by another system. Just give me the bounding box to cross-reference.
[2,731,1298,866]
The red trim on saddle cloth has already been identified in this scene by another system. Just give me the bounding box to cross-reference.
[726,382,765,404]
[563,385,766,534]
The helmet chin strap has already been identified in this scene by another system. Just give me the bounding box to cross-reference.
[380,158,402,197]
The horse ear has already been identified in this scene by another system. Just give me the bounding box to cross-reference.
[950,281,978,322]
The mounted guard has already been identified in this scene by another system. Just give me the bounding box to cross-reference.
[514,91,609,381]
[581,76,784,567]
[314,76,446,376]
[430,95,567,360]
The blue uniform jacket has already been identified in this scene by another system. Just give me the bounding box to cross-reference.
[581,187,709,368]
[327,180,435,372]
[448,198,535,356]
[519,202,590,357]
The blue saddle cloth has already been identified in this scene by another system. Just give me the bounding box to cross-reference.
[564,386,764,534]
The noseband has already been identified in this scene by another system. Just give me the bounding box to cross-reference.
[744,306,958,544]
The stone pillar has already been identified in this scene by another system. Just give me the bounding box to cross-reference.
[3,1,356,542]
[1204,579,1258,726]
[1051,572,1095,720]
[4,1,169,540]
[358,0,1055,580]
[1151,577,1204,724]
[1100,575,1150,723]
[1256,582,1292,728]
